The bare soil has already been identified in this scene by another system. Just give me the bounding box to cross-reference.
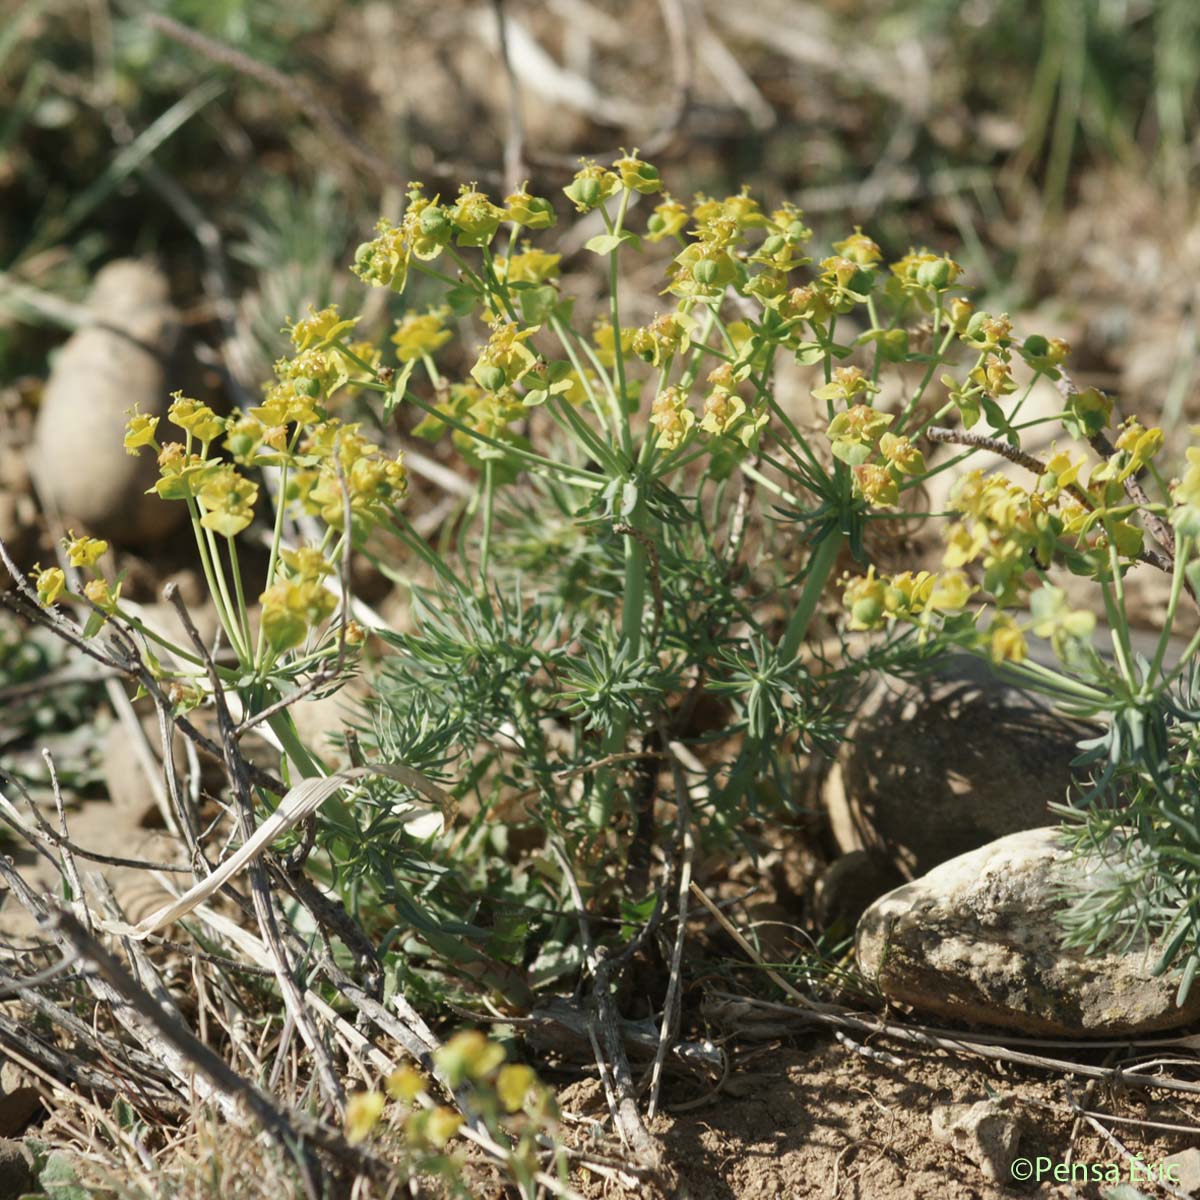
[561,1039,1197,1200]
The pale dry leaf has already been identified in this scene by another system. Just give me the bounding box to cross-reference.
[103,761,450,939]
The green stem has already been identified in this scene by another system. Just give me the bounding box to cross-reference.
[265,707,334,806]
[779,527,844,662]
[384,515,467,591]
[1103,528,1137,688]
[548,394,623,475]
[202,521,248,661]
[255,460,291,669]
[402,392,603,484]
[607,189,634,456]
[226,535,253,653]
[185,494,245,661]
[897,327,959,430]
[479,459,495,592]
[549,314,619,442]
[589,498,649,828]
[1000,656,1109,703]
[1151,534,1190,684]
[110,606,230,674]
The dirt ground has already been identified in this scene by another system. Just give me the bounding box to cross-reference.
[558,1038,1198,1200]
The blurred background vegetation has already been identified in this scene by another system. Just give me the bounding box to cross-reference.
[1,0,1197,437]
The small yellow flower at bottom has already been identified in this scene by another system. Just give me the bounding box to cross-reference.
[64,532,109,569]
[386,1066,427,1105]
[34,565,67,607]
[988,614,1028,665]
[496,1063,537,1113]
[344,1091,385,1146]
[83,577,120,615]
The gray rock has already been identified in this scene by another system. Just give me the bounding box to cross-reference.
[856,828,1200,1036]
[1160,1148,1200,1194]
[930,1098,1022,1182]
[826,656,1092,879]
[30,259,185,546]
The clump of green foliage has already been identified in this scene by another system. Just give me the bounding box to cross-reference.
[27,151,1200,1041]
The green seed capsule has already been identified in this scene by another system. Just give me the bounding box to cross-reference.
[478,364,507,392]
[852,596,884,627]
[916,259,952,289]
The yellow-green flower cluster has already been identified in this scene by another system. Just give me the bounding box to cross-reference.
[293,422,408,537]
[64,531,108,568]
[495,246,561,285]
[287,305,360,353]
[942,470,1056,606]
[630,312,694,367]
[197,463,259,537]
[471,322,540,392]
[841,565,974,633]
[649,385,695,450]
[31,533,120,627]
[592,321,638,370]
[824,402,889,464]
[503,183,556,229]
[820,366,919,505]
[1172,433,1200,536]
[563,159,622,212]
[259,543,338,654]
[33,564,66,607]
[1091,418,1164,485]
[353,177,558,294]
[392,308,453,363]
[890,248,963,293]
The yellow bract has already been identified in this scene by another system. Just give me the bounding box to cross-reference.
[197,465,258,537]
[64,532,108,569]
[496,1063,537,1113]
[168,393,225,443]
[34,565,66,607]
[83,577,119,614]
[650,386,695,450]
[813,366,880,405]
[392,308,452,363]
[344,1091,385,1146]
[436,1030,506,1086]
[385,1066,426,1105]
[123,408,160,455]
[646,194,688,243]
[450,184,505,247]
[287,304,359,353]
[700,386,746,437]
[852,463,898,508]
[988,614,1028,665]
[832,227,882,266]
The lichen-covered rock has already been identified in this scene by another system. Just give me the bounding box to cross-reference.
[856,828,1200,1036]
[825,656,1091,878]
[30,259,184,545]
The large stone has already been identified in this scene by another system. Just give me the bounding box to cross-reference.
[825,655,1091,879]
[30,259,185,546]
[856,828,1200,1036]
